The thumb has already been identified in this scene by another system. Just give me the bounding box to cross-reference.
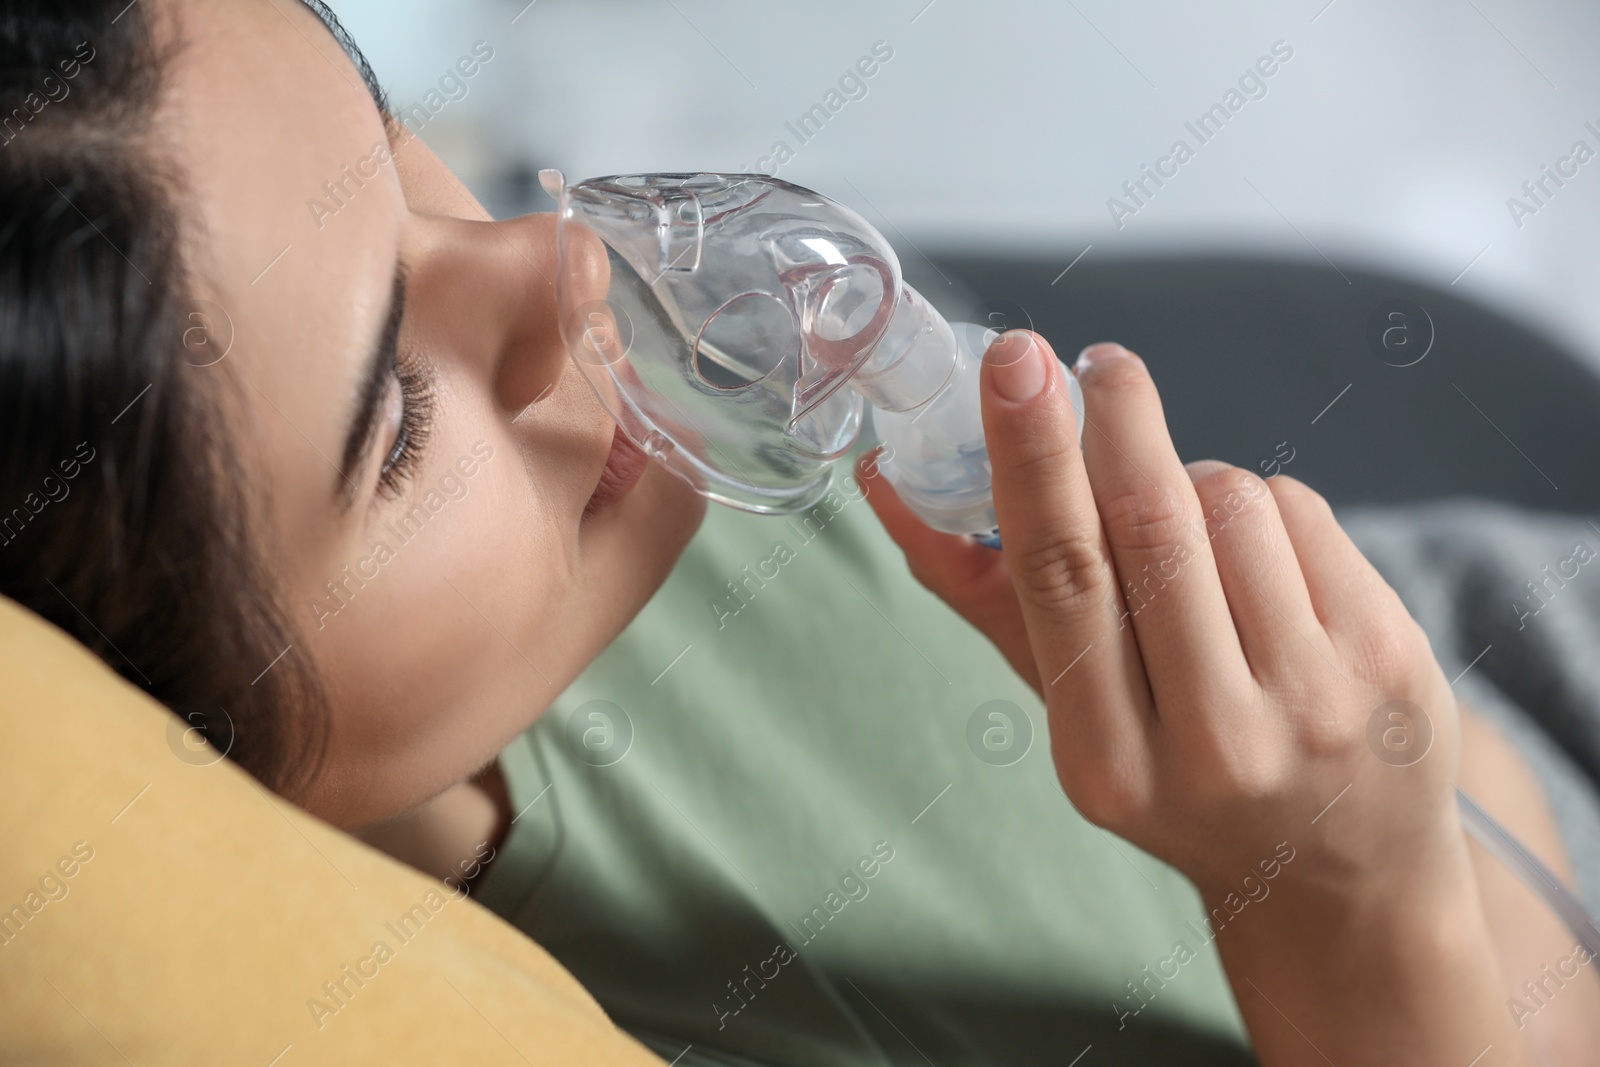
[856,448,1005,600]
[856,448,1041,691]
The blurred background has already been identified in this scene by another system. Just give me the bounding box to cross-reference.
[327,0,1600,512]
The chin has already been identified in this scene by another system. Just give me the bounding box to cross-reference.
[582,459,706,615]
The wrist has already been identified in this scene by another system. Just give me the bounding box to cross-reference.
[1204,822,1538,1065]
[1200,808,1487,966]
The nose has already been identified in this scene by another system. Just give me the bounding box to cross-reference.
[405,212,568,414]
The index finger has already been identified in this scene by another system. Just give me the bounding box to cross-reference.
[978,331,1152,760]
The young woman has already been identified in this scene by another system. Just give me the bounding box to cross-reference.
[1,1,1592,1063]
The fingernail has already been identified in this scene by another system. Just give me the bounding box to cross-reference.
[986,331,1046,403]
[1074,342,1134,373]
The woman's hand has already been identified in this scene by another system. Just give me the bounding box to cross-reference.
[860,333,1533,1066]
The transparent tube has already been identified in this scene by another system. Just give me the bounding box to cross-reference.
[1459,787,1600,959]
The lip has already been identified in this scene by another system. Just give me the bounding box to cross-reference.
[584,424,650,518]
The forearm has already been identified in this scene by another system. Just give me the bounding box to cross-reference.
[1211,842,1535,1067]
[1460,706,1600,1064]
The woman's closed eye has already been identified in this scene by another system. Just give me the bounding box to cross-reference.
[376,352,434,502]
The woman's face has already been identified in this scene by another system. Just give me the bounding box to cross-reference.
[160,0,705,827]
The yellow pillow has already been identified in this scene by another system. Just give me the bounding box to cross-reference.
[0,597,662,1066]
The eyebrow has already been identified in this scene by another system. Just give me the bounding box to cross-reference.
[338,266,408,510]
[296,0,408,510]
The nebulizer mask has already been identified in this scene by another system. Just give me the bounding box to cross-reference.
[542,169,1600,978]
[540,169,1081,541]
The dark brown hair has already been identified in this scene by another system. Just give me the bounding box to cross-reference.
[0,0,378,794]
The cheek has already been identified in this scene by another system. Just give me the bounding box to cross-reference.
[293,432,703,827]
[288,336,707,830]
[295,466,565,824]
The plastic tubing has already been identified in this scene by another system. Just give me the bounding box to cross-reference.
[1458,787,1600,959]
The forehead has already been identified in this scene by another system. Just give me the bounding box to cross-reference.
[155,0,403,540]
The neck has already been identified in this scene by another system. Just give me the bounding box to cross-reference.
[355,760,511,893]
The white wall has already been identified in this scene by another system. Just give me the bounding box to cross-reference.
[330,0,1600,370]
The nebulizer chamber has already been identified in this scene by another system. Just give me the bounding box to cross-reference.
[545,170,1600,978]
[543,169,1080,539]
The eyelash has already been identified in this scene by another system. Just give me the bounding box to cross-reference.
[377,356,434,500]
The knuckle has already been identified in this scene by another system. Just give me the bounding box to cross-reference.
[1186,729,1288,805]
[1345,611,1427,685]
[1263,677,1366,759]
[1209,761,1283,808]
[1005,428,1078,484]
[1013,530,1109,611]
[1296,702,1368,760]
[1098,483,1196,558]
[1193,467,1271,535]
[991,408,1082,500]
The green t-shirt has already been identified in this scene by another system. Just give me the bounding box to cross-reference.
[476,475,1254,1066]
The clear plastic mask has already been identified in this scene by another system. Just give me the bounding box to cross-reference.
[543,169,1082,538]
